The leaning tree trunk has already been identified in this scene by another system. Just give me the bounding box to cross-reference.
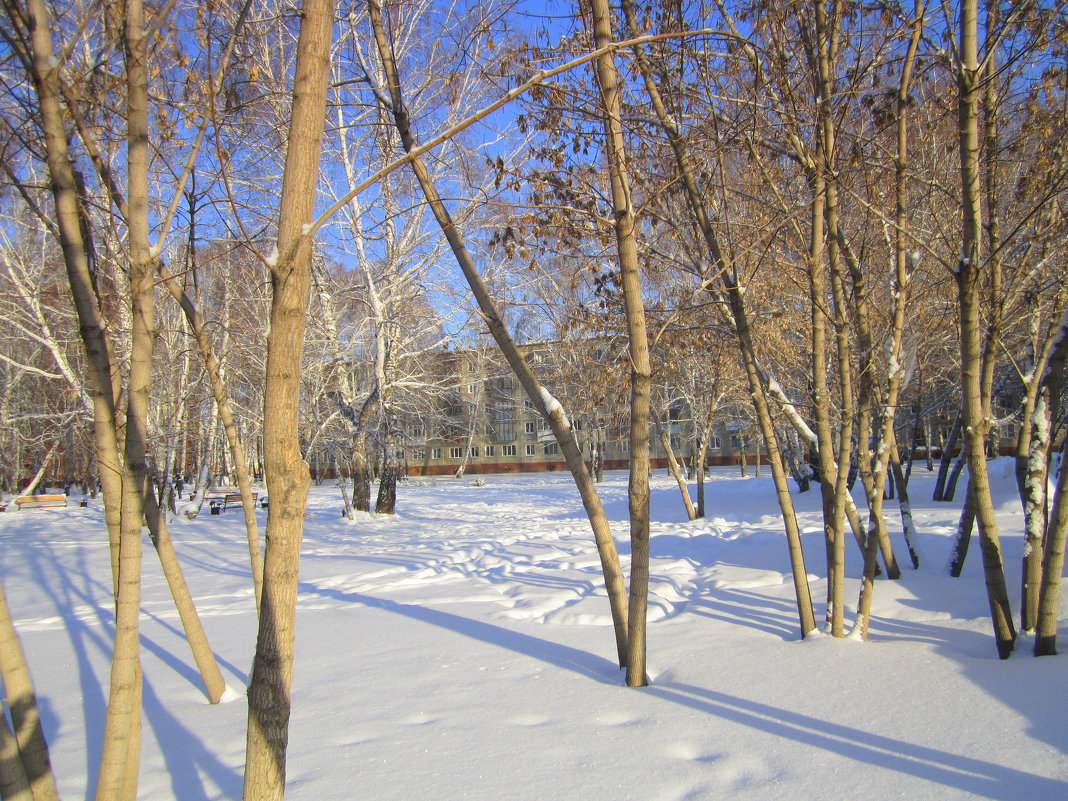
[943,442,969,503]
[658,421,697,521]
[933,410,963,501]
[366,0,630,667]
[17,446,56,497]
[19,0,125,633]
[159,263,264,611]
[142,492,226,702]
[242,1,336,798]
[889,435,923,569]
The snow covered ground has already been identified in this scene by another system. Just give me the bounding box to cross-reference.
[1,461,1065,800]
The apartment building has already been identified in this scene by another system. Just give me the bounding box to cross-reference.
[395,346,760,477]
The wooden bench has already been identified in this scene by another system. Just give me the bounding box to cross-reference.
[14,494,68,510]
[205,491,258,512]
[223,492,256,510]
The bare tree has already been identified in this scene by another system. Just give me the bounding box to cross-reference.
[242,0,336,797]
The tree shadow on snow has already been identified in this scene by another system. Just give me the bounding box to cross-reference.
[23,537,243,796]
[684,588,800,640]
[298,582,622,684]
[648,680,1068,800]
[141,675,243,801]
[25,541,110,784]
[869,612,1068,786]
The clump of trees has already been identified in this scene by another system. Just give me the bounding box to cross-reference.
[0,0,1065,797]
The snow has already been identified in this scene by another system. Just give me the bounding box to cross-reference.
[539,385,570,429]
[2,462,1066,801]
[765,375,817,447]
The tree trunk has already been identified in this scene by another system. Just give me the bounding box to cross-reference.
[933,411,963,501]
[955,0,1015,658]
[923,415,933,474]
[620,0,815,637]
[17,446,56,497]
[375,439,397,515]
[242,1,336,797]
[890,439,922,569]
[948,479,977,577]
[844,4,921,636]
[0,577,59,801]
[366,0,630,668]
[158,263,264,611]
[943,443,969,503]
[586,0,653,686]
[1021,390,1050,633]
[1015,307,1065,632]
[351,431,372,513]
[694,416,714,517]
[1034,416,1068,655]
[0,712,32,801]
[1034,312,1068,652]
[658,421,696,521]
[142,491,226,702]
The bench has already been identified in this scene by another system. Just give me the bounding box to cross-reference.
[15,494,68,510]
[223,492,256,510]
[206,491,258,513]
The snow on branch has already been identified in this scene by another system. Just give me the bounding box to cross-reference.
[765,373,817,447]
[539,385,571,430]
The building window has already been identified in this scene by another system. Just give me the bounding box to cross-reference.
[431,448,442,459]
[503,445,516,457]
[485,446,495,457]
[544,442,559,455]
[619,440,630,453]
[525,421,536,434]
[525,444,536,457]
[670,435,681,450]
[730,435,741,449]
[524,399,534,410]
[412,449,426,460]
[450,447,463,459]
[496,421,516,442]
[469,447,479,458]
[710,436,721,449]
